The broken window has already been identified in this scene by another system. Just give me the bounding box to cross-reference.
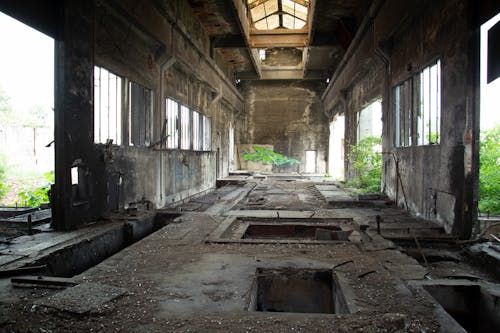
[203,115,211,151]
[394,60,441,147]
[180,105,191,150]
[94,66,122,145]
[129,82,152,147]
[192,111,202,151]
[166,98,179,149]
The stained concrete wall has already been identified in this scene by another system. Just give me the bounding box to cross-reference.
[52,0,244,229]
[242,80,328,173]
[323,0,478,237]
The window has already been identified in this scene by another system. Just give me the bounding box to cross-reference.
[129,82,152,147]
[180,105,191,150]
[417,61,441,145]
[164,98,211,151]
[166,98,179,149]
[94,66,122,145]
[203,115,211,151]
[394,60,441,147]
[192,111,202,151]
[357,100,382,142]
[248,0,309,30]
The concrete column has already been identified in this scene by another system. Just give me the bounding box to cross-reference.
[53,0,94,230]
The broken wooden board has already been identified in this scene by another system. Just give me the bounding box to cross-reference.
[11,275,77,289]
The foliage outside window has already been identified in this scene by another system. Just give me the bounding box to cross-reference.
[394,60,441,147]
[479,125,500,215]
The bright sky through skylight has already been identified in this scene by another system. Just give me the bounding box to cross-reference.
[481,12,500,130]
[0,11,54,115]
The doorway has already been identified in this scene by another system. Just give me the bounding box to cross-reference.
[0,12,54,207]
[328,114,345,179]
[479,13,500,218]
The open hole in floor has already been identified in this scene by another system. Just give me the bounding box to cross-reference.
[248,268,350,314]
[242,224,351,240]
[423,284,500,333]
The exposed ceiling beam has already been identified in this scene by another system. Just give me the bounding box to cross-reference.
[249,32,308,47]
[236,68,324,80]
[229,0,260,77]
[248,0,310,10]
[212,35,247,48]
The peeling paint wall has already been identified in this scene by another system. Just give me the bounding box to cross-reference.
[242,81,328,173]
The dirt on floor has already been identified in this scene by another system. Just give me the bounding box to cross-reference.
[0,178,496,332]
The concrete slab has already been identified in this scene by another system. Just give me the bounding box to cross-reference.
[225,210,315,218]
[35,282,127,314]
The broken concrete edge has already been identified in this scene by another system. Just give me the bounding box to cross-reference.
[406,279,500,333]
[0,210,168,277]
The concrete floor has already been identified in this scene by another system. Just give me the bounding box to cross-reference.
[0,175,499,332]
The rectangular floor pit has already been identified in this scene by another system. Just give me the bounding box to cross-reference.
[242,224,351,240]
[423,284,500,333]
[248,268,350,314]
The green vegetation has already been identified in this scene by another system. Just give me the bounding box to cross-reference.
[346,136,382,193]
[17,171,54,207]
[479,125,500,216]
[243,146,300,166]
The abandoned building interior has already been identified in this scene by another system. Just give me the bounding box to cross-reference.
[0,0,499,332]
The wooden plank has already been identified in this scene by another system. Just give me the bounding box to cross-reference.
[11,275,78,289]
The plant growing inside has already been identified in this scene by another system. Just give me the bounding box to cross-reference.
[346,136,382,193]
[243,146,300,166]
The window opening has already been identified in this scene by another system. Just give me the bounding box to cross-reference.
[192,111,202,151]
[94,66,122,145]
[357,100,382,142]
[203,115,212,151]
[180,105,191,150]
[229,126,235,171]
[394,60,441,147]
[166,98,179,149]
[247,0,309,31]
[129,81,152,147]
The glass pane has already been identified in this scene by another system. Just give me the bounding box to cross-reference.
[267,14,280,29]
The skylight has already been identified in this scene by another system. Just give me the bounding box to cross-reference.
[247,0,309,30]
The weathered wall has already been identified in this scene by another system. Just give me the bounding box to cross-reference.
[323,0,477,237]
[242,80,328,173]
[53,0,244,229]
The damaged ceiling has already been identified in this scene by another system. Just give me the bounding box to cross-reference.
[188,0,372,80]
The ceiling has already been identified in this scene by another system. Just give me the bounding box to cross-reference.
[188,0,371,81]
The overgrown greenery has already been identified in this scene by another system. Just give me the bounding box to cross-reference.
[243,146,300,166]
[346,136,382,193]
[17,171,54,207]
[479,125,500,216]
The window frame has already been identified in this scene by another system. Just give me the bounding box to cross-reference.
[93,66,123,146]
[393,59,441,147]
